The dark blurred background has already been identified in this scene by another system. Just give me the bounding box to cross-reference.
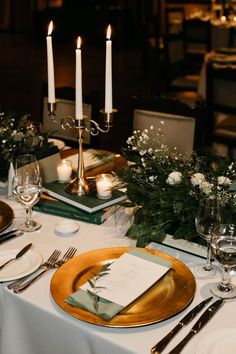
[0,0,214,152]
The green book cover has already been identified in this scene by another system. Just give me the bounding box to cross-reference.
[43,180,127,213]
[33,196,115,225]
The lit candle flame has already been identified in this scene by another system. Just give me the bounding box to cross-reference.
[77,36,81,49]
[48,20,53,36]
[106,25,111,40]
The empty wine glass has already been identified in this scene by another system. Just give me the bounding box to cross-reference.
[194,198,222,278]
[211,224,236,299]
[12,154,42,232]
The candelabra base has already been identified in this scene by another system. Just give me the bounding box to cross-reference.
[65,177,90,196]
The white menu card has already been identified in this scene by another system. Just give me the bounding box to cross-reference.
[81,250,172,307]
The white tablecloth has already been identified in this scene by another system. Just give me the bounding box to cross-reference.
[0,194,235,354]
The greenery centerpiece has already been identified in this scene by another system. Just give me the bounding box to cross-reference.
[0,112,54,181]
[117,126,236,247]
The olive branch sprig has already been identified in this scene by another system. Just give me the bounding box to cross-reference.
[87,262,113,311]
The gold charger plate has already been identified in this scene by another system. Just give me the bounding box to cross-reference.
[0,201,14,233]
[50,247,196,327]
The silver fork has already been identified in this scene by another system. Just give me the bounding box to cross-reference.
[7,249,61,290]
[54,247,77,268]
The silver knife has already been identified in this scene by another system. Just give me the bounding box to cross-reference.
[0,231,23,244]
[151,296,213,354]
[0,229,18,239]
[168,298,224,354]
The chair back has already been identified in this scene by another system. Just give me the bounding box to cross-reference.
[165,7,185,36]
[206,62,236,151]
[130,96,206,154]
[164,8,199,92]
[133,109,195,154]
[184,18,211,55]
[42,87,100,147]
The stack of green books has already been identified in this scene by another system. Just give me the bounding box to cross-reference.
[33,195,117,225]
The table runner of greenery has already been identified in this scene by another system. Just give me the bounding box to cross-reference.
[117,126,236,247]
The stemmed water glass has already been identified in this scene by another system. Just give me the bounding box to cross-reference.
[194,198,222,278]
[12,154,42,232]
[211,224,236,299]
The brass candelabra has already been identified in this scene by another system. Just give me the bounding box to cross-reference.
[48,102,117,196]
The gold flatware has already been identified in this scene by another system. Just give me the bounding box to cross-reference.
[168,299,224,354]
[0,243,32,270]
[151,296,213,353]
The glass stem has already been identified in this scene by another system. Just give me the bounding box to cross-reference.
[219,266,232,292]
[204,241,212,271]
[25,207,32,226]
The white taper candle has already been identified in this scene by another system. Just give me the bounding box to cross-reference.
[105,25,112,113]
[46,21,55,103]
[75,36,83,119]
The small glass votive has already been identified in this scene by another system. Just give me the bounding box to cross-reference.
[96,173,113,199]
[57,159,72,183]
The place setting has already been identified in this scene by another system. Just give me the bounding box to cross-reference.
[6,246,77,292]
[50,246,196,328]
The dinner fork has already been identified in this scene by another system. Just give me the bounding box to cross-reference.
[53,246,77,268]
[7,249,61,290]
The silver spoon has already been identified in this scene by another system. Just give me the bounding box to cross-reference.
[0,243,32,270]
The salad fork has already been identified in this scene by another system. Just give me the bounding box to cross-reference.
[8,249,61,291]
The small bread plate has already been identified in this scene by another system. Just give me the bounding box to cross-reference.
[0,248,42,282]
[50,247,196,327]
[195,328,236,354]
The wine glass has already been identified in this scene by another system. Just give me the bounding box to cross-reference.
[12,154,42,232]
[194,198,222,278]
[211,224,236,299]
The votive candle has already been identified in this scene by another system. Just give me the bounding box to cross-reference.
[96,173,113,199]
[57,160,72,183]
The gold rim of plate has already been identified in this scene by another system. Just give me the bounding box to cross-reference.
[50,247,196,327]
[0,201,14,233]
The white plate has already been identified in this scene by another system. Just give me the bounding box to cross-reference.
[195,328,236,354]
[48,138,65,150]
[0,248,43,282]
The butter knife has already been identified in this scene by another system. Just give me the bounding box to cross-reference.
[168,298,224,354]
[151,296,213,354]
